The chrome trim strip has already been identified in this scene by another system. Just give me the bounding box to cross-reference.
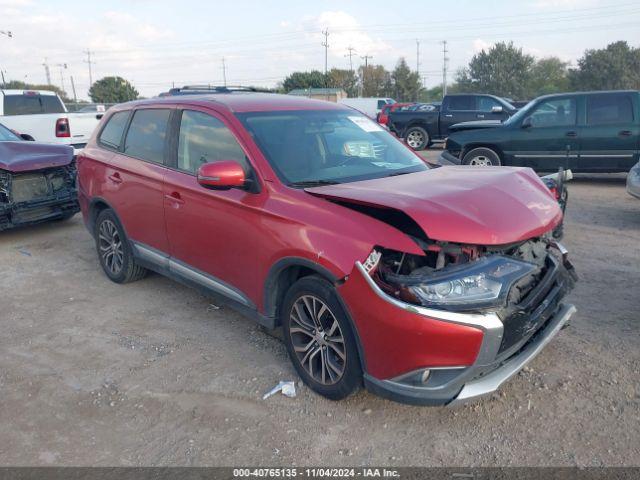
[513,154,578,158]
[450,303,576,406]
[169,260,251,307]
[355,261,503,366]
[131,242,169,269]
[579,154,633,158]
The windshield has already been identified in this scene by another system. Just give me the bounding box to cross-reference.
[0,123,20,141]
[503,99,536,125]
[237,110,428,186]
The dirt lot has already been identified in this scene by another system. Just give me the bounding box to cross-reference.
[1,152,639,466]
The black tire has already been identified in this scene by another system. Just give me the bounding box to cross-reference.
[281,275,362,400]
[94,209,147,284]
[462,147,502,166]
[404,126,429,150]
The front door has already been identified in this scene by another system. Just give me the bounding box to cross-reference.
[162,108,265,307]
[507,96,579,171]
[578,93,639,172]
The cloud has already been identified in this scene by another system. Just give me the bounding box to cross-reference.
[530,0,599,8]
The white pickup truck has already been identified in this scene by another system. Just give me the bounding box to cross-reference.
[0,89,103,155]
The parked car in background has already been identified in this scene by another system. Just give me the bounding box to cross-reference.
[78,92,576,405]
[0,121,79,231]
[440,90,640,171]
[377,102,414,125]
[388,94,517,150]
[0,89,104,154]
[627,161,640,199]
[338,97,395,119]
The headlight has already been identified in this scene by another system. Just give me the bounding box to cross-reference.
[408,256,538,310]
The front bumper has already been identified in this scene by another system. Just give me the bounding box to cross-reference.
[0,191,79,231]
[438,150,462,166]
[341,251,576,406]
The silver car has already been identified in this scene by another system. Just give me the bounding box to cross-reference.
[627,161,640,199]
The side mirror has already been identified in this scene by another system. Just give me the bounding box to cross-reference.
[20,133,35,141]
[491,105,503,113]
[521,116,533,129]
[197,160,246,190]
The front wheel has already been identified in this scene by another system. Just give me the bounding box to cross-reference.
[404,126,429,150]
[281,276,362,400]
[462,147,502,166]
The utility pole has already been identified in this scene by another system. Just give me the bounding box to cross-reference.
[321,28,329,100]
[83,50,95,86]
[0,30,12,38]
[344,46,356,72]
[56,63,67,93]
[42,58,52,85]
[221,57,227,86]
[359,54,373,97]
[441,40,449,97]
[70,75,78,103]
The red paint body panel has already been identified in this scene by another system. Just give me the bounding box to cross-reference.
[339,265,484,379]
[0,141,73,172]
[306,166,563,245]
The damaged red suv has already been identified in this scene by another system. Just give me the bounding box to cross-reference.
[77,91,577,405]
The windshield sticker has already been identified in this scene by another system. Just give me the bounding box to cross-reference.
[348,116,384,132]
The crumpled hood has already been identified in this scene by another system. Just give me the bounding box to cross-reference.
[0,141,74,173]
[306,166,563,245]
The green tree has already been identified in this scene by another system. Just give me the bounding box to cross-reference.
[418,85,444,102]
[391,58,422,102]
[456,42,535,99]
[569,41,640,91]
[326,68,358,97]
[88,76,139,103]
[359,64,392,97]
[282,70,327,92]
[528,57,570,97]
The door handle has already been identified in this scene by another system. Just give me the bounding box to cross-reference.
[444,114,453,118]
[107,173,123,184]
[619,130,632,137]
[565,131,578,137]
[477,114,485,119]
[164,192,185,206]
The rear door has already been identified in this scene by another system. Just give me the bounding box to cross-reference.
[441,95,477,134]
[507,96,579,171]
[104,107,172,254]
[578,93,639,172]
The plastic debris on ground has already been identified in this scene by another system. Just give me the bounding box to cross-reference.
[262,381,297,400]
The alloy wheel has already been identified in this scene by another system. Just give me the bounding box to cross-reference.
[98,219,124,275]
[468,155,493,166]
[289,295,346,385]
[406,131,424,149]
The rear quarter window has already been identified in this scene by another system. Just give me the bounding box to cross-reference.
[587,94,634,125]
[3,94,65,115]
[98,111,130,150]
[123,109,171,164]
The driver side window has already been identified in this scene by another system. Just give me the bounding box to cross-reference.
[529,98,576,127]
[177,110,247,174]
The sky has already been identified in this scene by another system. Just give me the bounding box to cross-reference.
[0,0,638,100]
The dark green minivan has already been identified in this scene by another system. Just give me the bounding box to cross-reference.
[440,90,640,172]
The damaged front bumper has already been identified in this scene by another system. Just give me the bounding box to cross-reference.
[0,167,79,231]
[340,246,576,406]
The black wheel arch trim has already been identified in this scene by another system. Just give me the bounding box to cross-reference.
[263,256,368,372]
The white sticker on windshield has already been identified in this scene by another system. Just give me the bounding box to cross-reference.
[348,116,384,132]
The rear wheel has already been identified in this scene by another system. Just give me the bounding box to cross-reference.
[95,209,147,284]
[462,147,501,166]
[281,276,362,400]
[404,126,429,150]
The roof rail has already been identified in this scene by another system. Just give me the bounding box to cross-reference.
[163,85,272,96]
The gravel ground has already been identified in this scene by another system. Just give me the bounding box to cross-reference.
[0,153,639,466]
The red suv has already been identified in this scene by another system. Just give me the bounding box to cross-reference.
[77,93,577,405]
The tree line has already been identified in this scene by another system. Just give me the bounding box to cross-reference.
[283,40,640,102]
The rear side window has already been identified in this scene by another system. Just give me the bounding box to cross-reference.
[123,109,171,164]
[447,96,475,111]
[98,111,130,149]
[177,110,247,174]
[3,94,65,115]
[587,95,634,125]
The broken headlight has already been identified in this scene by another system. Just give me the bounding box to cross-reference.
[407,256,537,310]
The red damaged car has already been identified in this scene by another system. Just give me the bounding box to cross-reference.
[77,91,577,405]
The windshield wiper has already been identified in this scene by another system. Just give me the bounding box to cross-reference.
[289,180,341,188]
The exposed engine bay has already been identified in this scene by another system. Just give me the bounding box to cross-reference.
[0,163,79,231]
